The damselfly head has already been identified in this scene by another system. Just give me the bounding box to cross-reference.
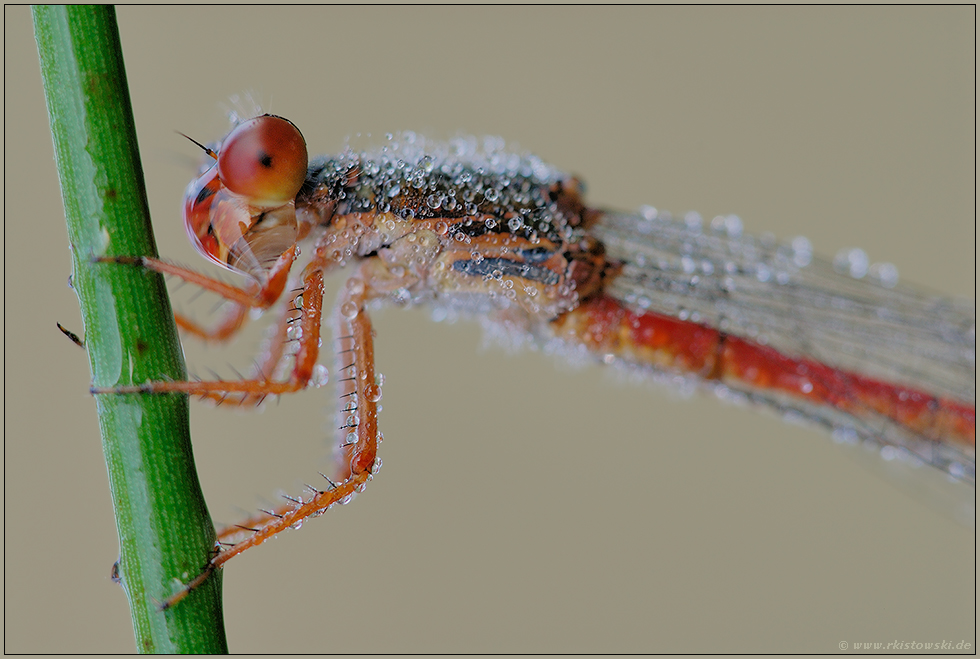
[182,115,308,280]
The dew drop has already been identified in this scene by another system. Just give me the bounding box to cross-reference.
[364,383,383,402]
[880,445,900,462]
[340,301,359,319]
[832,427,859,445]
[683,211,703,230]
[834,247,869,279]
[869,262,899,288]
[790,236,812,267]
[347,278,366,296]
[311,364,329,387]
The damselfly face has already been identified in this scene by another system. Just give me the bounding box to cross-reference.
[183,115,307,281]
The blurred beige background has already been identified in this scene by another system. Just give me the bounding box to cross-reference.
[4,6,974,653]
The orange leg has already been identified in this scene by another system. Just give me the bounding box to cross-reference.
[94,231,387,609]
[95,246,297,343]
[174,304,248,343]
[157,269,382,610]
[190,290,308,407]
[92,261,324,404]
[102,250,313,405]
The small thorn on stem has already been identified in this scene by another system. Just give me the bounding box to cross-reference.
[57,323,85,348]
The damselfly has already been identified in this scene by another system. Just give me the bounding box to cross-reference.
[95,114,975,609]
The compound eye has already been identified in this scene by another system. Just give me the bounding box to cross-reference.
[217,114,308,209]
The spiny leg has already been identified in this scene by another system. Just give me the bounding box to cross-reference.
[161,270,383,610]
[186,291,304,408]
[212,283,316,407]
[91,259,324,404]
[95,245,297,344]
[211,272,382,544]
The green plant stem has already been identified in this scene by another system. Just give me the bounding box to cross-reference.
[32,5,226,653]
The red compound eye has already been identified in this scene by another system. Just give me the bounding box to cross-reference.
[217,114,308,209]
